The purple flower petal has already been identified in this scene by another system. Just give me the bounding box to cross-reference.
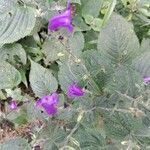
[42,104,57,115]
[144,76,150,83]
[48,0,73,33]
[36,92,59,115]
[67,83,85,97]
[50,9,71,22]
[9,100,17,110]
[48,92,59,105]
[49,18,73,32]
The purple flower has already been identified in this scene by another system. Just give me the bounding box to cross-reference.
[67,83,85,97]
[144,76,150,83]
[48,0,73,33]
[36,92,59,115]
[9,100,17,110]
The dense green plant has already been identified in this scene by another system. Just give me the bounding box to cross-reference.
[0,0,150,149]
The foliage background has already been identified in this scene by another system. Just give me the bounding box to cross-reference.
[0,0,150,149]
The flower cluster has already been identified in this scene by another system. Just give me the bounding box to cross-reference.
[9,82,85,116]
[10,75,150,115]
[9,0,80,115]
[35,83,84,115]
[36,92,59,115]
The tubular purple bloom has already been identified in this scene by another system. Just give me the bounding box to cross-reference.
[36,92,59,115]
[143,76,150,83]
[67,83,85,97]
[42,103,57,115]
[9,100,17,110]
[48,0,73,32]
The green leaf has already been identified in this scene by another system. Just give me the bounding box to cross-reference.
[81,0,102,17]
[73,94,94,110]
[104,112,143,140]
[139,0,150,5]
[0,43,26,64]
[27,0,67,21]
[135,127,150,137]
[134,127,150,147]
[133,52,150,77]
[97,13,140,65]
[19,68,28,87]
[0,0,36,46]
[37,125,67,149]
[140,38,150,53]
[68,32,85,57]
[120,0,128,6]
[43,31,84,64]
[73,15,91,31]
[0,61,21,89]
[106,66,143,97]
[14,115,27,125]
[43,143,58,150]
[84,15,103,31]
[57,108,78,121]
[74,127,106,150]
[26,101,47,121]
[101,0,117,27]
[0,138,31,150]
[43,34,67,63]
[133,39,150,76]
[83,50,113,91]
[91,18,103,32]
[29,60,58,97]
[84,15,94,24]
[6,88,23,101]
[72,0,81,4]
[83,50,110,72]
[7,107,28,126]
[0,0,16,13]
